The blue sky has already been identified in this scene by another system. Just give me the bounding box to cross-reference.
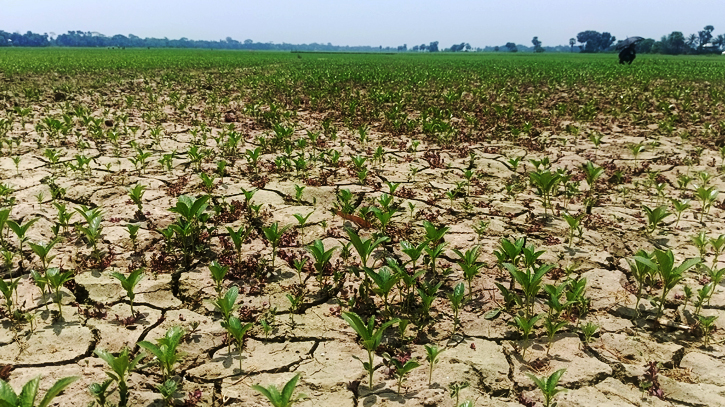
[2,0,722,47]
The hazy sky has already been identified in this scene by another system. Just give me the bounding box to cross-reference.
[2,0,722,47]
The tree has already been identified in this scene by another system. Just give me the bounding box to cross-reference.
[655,31,688,55]
[569,38,576,52]
[494,45,500,52]
[698,25,715,47]
[637,38,655,53]
[505,42,518,52]
[576,31,615,53]
[428,41,439,52]
[686,33,699,49]
[532,36,544,53]
[465,43,471,51]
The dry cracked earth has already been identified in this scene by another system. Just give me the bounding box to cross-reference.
[1,68,725,407]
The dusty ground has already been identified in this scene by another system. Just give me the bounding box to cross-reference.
[1,52,725,407]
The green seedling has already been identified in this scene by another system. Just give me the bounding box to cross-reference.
[543,315,568,354]
[383,352,420,394]
[94,347,143,407]
[653,249,700,317]
[562,212,584,247]
[111,268,144,315]
[697,314,718,347]
[46,267,73,319]
[0,276,20,314]
[252,373,307,407]
[88,379,114,407]
[226,225,253,265]
[629,143,645,167]
[671,199,690,228]
[209,261,229,295]
[504,262,552,318]
[581,161,605,197]
[422,220,449,246]
[417,279,442,319]
[346,228,389,269]
[494,236,525,270]
[155,379,178,406]
[341,311,399,389]
[286,290,305,314]
[7,217,38,261]
[305,239,336,283]
[137,326,184,380]
[690,230,709,259]
[424,344,445,385]
[388,258,424,311]
[221,316,254,373]
[126,223,140,248]
[30,270,49,310]
[128,183,147,212]
[52,202,73,235]
[293,184,305,202]
[168,195,211,264]
[0,207,10,245]
[709,235,725,270]
[448,282,466,333]
[425,242,446,275]
[199,172,216,192]
[292,257,307,285]
[529,169,561,216]
[528,368,567,407]
[213,286,239,323]
[453,246,484,301]
[627,252,657,317]
[365,266,399,314]
[642,205,671,235]
[293,211,314,227]
[400,240,426,272]
[694,185,719,222]
[580,321,599,343]
[262,222,292,269]
[693,282,713,317]
[510,313,542,360]
[370,207,395,233]
[0,375,79,407]
[448,381,470,407]
[75,205,104,258]
[706,266,725,305]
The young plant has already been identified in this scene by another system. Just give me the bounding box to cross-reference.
[46,267,74,319]
[346,228,389,269]
[252,373,307,407]
[448,381,470,407]
[581,161,605,197]
[305,239,336,283]
[529,169,561,216]
[0,276,20,315]
[671,198,690,228]
[226,225,253,265]
[653,249,700,316]
[365,266,399,314]
[0,375,79,407]
[341,311,399,389]
[383,353,420,395]
[697,314,718,347]
[155,379,178,406]
[543,315,568,355]
[642,205,671,235]
[28,238,59,271]
[208,261,229,295]
[627,253,657,316]
[128,183,147,213]
[75,205,104,259]
[448,282,466,333]
[7,217,38,262]
[126,223,140,248]
[562,213,583,247]
[213,286,239,323]
[694,185,719,222]
[417,279,442,320]
[88,379,114,407]
[510,313,542,360]
[528,368,567,407]
[111,268,145,315]
[221,316,254,373]
[424,344,445,385]
[137,326,185,380]
[580,321,599,343]
[453,246,484,300]
[262,222,292,269]
[94,347,144,407]
[503,262,552,317]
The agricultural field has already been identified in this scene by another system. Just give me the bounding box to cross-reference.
[2,48,725,406]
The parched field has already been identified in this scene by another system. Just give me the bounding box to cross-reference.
[1,49,725,407]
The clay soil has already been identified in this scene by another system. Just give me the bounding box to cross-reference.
[1,50,725,406]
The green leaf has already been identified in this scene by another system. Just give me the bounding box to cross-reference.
[38,376,79,407]
[484,308,501,320]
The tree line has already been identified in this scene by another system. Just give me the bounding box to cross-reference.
[1,27,723,55]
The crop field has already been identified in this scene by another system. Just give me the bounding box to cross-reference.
[2,48,725,407]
